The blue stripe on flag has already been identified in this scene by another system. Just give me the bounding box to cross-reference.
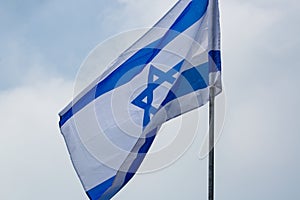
[96,128,158,200]
[124,131,157,183]
[162,62,210,106]
[59,0,209,127]
[209,50,221,71]
[86,176,115,200]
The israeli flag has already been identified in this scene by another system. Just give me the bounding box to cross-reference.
[59,0,222,199]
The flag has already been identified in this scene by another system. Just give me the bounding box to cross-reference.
[59,0,222,199]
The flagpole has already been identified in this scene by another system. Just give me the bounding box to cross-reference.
[208,86,215,200]
[208,0,219,198]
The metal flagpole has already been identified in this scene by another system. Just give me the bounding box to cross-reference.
[208,0,219,198]
[208,86,215,200]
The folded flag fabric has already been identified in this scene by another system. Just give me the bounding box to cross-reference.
[59,0,222,199]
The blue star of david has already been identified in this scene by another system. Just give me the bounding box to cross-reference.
[131,61,183,127]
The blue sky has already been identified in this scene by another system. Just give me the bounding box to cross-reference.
[0,0,299,199]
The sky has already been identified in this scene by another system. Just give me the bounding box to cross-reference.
[0,0,300,199]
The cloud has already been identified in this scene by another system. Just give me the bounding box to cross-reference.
[0,77,90,199]
[115,0,177,28]
[216,1,300,199]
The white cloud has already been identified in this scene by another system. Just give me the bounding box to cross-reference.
[113,0,178,29]
[0,77,89,200]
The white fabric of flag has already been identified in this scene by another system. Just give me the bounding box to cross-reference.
[59,0,222,199]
